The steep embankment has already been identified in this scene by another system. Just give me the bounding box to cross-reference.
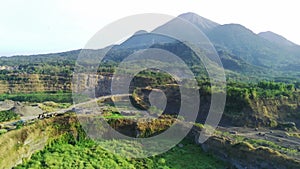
[0,74,71,94]
[223,94,300,128]
[0,73,114,98]
[132,87,300,128]
[0,114,79,169]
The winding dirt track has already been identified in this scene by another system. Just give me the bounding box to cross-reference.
[2,94,131,128]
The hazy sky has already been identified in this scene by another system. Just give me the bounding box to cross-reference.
[1,0,299,56]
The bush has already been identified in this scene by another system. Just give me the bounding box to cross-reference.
[0,129,7,135]
[15,136,229,169]
[0,110,19,122]
[0,92,73,103]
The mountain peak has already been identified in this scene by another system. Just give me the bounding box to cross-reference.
[178,12,220,32]
[258,31,297,47]
[133,30,148,35]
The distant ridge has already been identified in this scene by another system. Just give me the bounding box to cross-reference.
[258,31,298,47]
[2,12,300,78]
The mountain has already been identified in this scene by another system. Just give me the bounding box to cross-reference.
[258,31,298,47]
[0,49,80,66]
[178,12,220,33]
[178,13,300,72]
[112,31,175,50]
[206,24,282,66]
[88,12,300,80]
[1,12,299,82]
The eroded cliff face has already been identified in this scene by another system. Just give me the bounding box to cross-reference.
[3,72,298,129]
[0,115,79,169]
[132,87,300,128]
[0,113,178,169]
[72,74,112,97]
[221,96,300,128]
[0,72,174,98]
[0,73,112,96]
[73,73,174,97]
[0,74,71,94]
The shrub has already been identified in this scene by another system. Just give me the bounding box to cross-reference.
[0,110,19,122]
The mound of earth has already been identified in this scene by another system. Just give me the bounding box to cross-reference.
[0,100,15,111]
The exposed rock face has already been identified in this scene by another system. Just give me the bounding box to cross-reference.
[222,97,300,128]
[0,74,71,94]
[77,116,177,139]
[2,72,298,129]
[132,87,300,128]
[0,115,79,169]
[0,73,115,97]
[71,73,112,97]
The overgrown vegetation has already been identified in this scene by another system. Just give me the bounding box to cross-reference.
[38,102,72,112]
[0,92,72,103]
[226,81,297,99]
[0,110,19,122]
[15,134,228,169]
